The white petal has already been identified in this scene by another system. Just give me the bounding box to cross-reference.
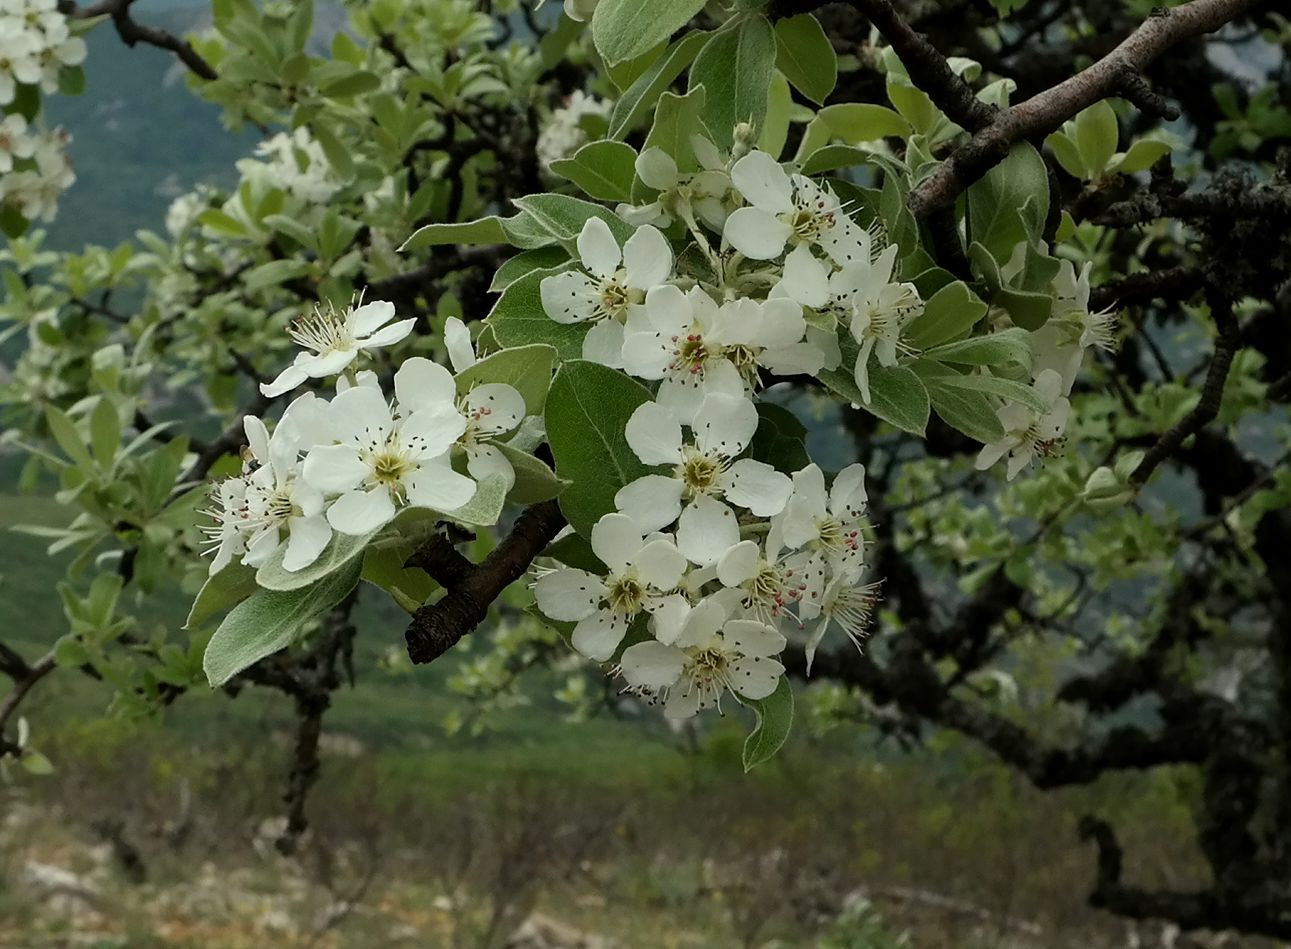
[590,513,643,572]
[464,383,525,436]
[620,640,685,688]
[633,538,687,590]
[676,495,740,567]
[394,357,457,413]
[540,271,600,324]
[725,619,787,658]
[663,684,703,719]
[243,415,271,465]
[404,459,478,512]
[635,148,679,191]
[716,540,760,588]
[625,401,683,466]
[730,655,785,700]
[723,460,793,516]
[299,348,358,377]
[780,245,831,308]
[444,317,476,372]
[399,405,468,459]
[534,568,602,622]
[620,332,674,380]
[302,444,369,494]
[645,595,690,647]
[623,225,673,291]
[731,150,795,214]
[581,319,626,368]
[576,217,622,278]
[756,297,807,349]
[259,363,311,398]
[327,489,396,535]
[829,463,868,516]
[466,444,516,491]
[643,283,693,336]
[614,475,684,533]
[348,300,397,337]
[283,515,333,571]
[360,318,416,349]
[572,609,628,662]
[791,463,828,516]
[675,596,729,647]
[693,393,758,457]
[723,207,792,260]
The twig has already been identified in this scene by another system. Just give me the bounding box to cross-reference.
[65,0,218,81]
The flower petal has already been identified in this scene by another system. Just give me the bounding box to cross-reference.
[829,463,868,516]
[404,457,477,512]
[464,383,525,437]
[283,514,333,572]
[444,317,476,373]
[590,512,643,572]
[614,475,684,534]
[394,357,457,414]
[259,363,311,398]
[634,537,687,590]
[327,488,396,535]
[359,317,416,349]
[676,494,740,567]
[581,319,626,368]
[466,444,515,491]
[635,148,678,191]
[623,225,673,291]
[577,216,622,278]
[730,654,785,700]
[348,300,397,337]
[645,595,690,647]
[625,400,683,466]
[400,406,468,459]
[302,444,369,494]
[724,459,793,516]
[723,206,792,260]
[540,270,601,324]
[780,245,831,308]
[534,568,602,622]
[675,595,728,647]
[731,150,795,214]
[716,540,760,588]
[572,609,628,662]
[693,393,758,458]
[620,640,685,688]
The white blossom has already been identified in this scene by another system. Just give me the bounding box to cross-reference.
[532,513,688,661]
[771,463,869,589]
[260,298,415,397]
[618,142,734,233]
[974,368,1071,480]
[830,247,923,404]
[536,89,610,168]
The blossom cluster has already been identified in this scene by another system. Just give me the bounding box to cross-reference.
[0,0,86,105]
[0,112,71,221]
[536,90,611,170]
[203,301,527,575]
[236,127,340,205]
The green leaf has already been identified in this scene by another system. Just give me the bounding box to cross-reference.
[914,366,1006,443]
[1111,138,1172,175]
[197,208,247,238]
[321,70,380,98]
[58,65,86,96]
[1071,100,1119,179]
[497,443,568,504]
[922,327,1032,369]
[591,0,707,65]
[743,677,794,772]
[400,216,507,251]
[608,31,710,140]
[643,87,708,171]
[774,14,836,105]
[545,361,654,536]
[255,530,375,592]
[89,399,120,470]
[799,145,871,176]
[905,280,988,350]
[543,532,606,573]
[265,213,320,252]
[243,258,311,292]
[549,140,638,202]
[965,142,1049,263]
[920,370,1048,413]
[45,407,94,472]
[796,104,911,162]
[995,286,1053,331]
[866,364,931,435]
[489,247,570,292]
[21,750,55,776]
[0,205,28,240]
[757,71,792,159]
[689,15,777,149]
[486,269,589,360]
[311,122,354,180]
[186,562,259,629]
[511,194,635,248]
[1046,129,1086,179]
[444,473,510,527]
[749,403,810,474]
[455,343,557,416]
[203,559,361,687]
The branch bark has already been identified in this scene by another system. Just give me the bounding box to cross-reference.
[65,0,218,81]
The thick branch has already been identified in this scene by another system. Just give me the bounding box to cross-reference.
[404,501,566,665]
[907,0,1258,219]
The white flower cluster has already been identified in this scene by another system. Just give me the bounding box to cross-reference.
[975,257,1116,480]
[0,0,86,104]
[235,127,340,204]
[525,149,912,718]
[0,112,71,221]
[204,302,528,575]
[536,90,610,169]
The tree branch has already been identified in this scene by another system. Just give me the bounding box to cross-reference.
[907,0,1258,220]
[65,0,218,81]
[404,501,566,665]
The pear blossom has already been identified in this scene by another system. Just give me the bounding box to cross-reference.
[615,395,791,564]
[443,316,477,372]
[238,403,332,572]
[618,600,786,718]
[618,142,734,232]
[201,476,252,576]
[799,570,881,671]
[242,128,339,204]
[975,368,1070,480]
[0,113,34,173]
[456,382,526,490]
[1030,260,1118,394]
[827,245,923,404]
[715,538,809,628]
[260,298,415,398]
[532,513,688,661]
[301,359,475,535]
[536,89,610,167]
[771,463,870,590]
[0,21,41,104]
[723,150,868,265]
[539,217,672,367]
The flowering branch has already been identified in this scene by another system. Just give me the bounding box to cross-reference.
[404,500,567,665]
[906,0,1259,220]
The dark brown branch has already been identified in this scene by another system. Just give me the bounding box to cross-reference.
[1129,296,1239,486]
[907,0,1258,219]
[404,501,567,665]
[65,0,218,81]
[0,652,56,759]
